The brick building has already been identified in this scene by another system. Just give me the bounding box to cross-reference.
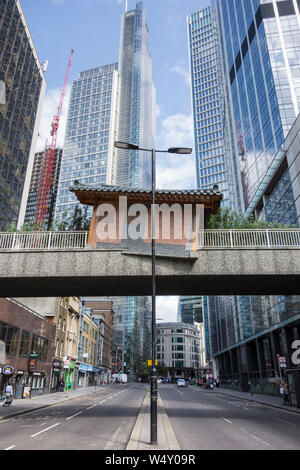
[0,298,55,398]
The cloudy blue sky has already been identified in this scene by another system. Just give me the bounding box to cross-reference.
[21,0,209,321]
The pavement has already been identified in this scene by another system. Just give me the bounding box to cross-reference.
[1,383,299,450]
[0,384,109,421]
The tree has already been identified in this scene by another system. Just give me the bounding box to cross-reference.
[206,207,294,229]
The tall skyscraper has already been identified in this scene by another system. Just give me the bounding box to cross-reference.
[110,2,155,380]
[177,296,203,324]
[54,63,119,221]
[112,1,156,189]
[0,0,46,230]
[52,2,155,380]
[24,148,63,229]
[206,0,300,393]
[214,0,300,211]
[187,6,243,211]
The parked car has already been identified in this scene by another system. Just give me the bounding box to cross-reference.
[177,379,187,387]
[157,378,162,384]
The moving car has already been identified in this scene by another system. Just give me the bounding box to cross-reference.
[162,377,170,384]
[177,378,187,388]
[157,378,162,384]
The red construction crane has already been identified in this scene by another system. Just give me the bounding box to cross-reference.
[35,49,74,229]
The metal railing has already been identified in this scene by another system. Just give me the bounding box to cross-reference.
[198,229,300,249]
[0,231,88,251]
[0,229,300,251]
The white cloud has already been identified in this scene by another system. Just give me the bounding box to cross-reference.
[170,64,191,86]
[156,113,196,189]
[157,296,179,323]
[36,86,71,153]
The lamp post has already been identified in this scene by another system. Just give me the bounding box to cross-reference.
[115,141,192,444]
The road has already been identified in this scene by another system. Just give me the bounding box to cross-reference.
[0,384,147,450]
[1,383,300,450]
[159,384,300,450]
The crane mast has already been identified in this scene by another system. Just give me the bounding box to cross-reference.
[35,49,74,229]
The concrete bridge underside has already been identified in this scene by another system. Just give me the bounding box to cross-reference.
[0,249,299,297]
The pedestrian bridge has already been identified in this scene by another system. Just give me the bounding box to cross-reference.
[0,229,299,297]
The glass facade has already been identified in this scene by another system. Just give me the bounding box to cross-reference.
[215,0,300,209]
[193,2,300,394]
[113,1,155,189]
[0,0,45,230]
[54,63,119,221]
[177,296,203,324]
[111,296,151,380]
[110,2,155,379]
[188,6,243,210]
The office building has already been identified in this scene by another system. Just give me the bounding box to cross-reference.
[206,0,300,400]
[23,148,63,229]
[187,6,243,211]
[214,0,300,209]
[54,63,119,221]
[177,296,203,324]
[112,1,156,189]
[110,2,155,379]
[0,0,46,230]
[156,323,205,380]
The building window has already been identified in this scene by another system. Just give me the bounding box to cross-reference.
[20,330,30,357]
[0,321,20,356]
[31,334,49,362]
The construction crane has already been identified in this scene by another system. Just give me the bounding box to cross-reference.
[35,49,74,229]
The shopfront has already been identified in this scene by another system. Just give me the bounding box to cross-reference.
[50,359,62,392]
[0,365,15,397]
[63,358,76,391]
[78,363,100,387]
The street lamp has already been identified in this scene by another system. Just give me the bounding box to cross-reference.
[114,141,192,444]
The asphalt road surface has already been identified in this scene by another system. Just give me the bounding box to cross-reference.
[159,384,300,450]
[0,384,147,451]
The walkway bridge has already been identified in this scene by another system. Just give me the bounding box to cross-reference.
[0,229,300,297]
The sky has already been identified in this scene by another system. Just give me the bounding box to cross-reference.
[21,0,209,322]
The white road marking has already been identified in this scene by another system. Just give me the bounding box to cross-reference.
[86,404,97,410]
[241,427,271,447]
[218,415,232,424]
[66,411,83,420]
[273,417,295,426]
[31,422,60,438]
[98,399,106,404]
[4,445,16,450]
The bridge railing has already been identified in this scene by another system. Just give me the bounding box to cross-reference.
[199,229,300,248]
[0,229,300,251]
[0,231,88,251]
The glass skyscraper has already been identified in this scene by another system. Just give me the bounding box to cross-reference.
[53,2,155,380]
[0,0,46,230]
[214,0,300,210]
[112,1,156,189]
[54,63,119,221]
[206,0,300,394]
[111,2,155,380]
[187,5,243,211]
